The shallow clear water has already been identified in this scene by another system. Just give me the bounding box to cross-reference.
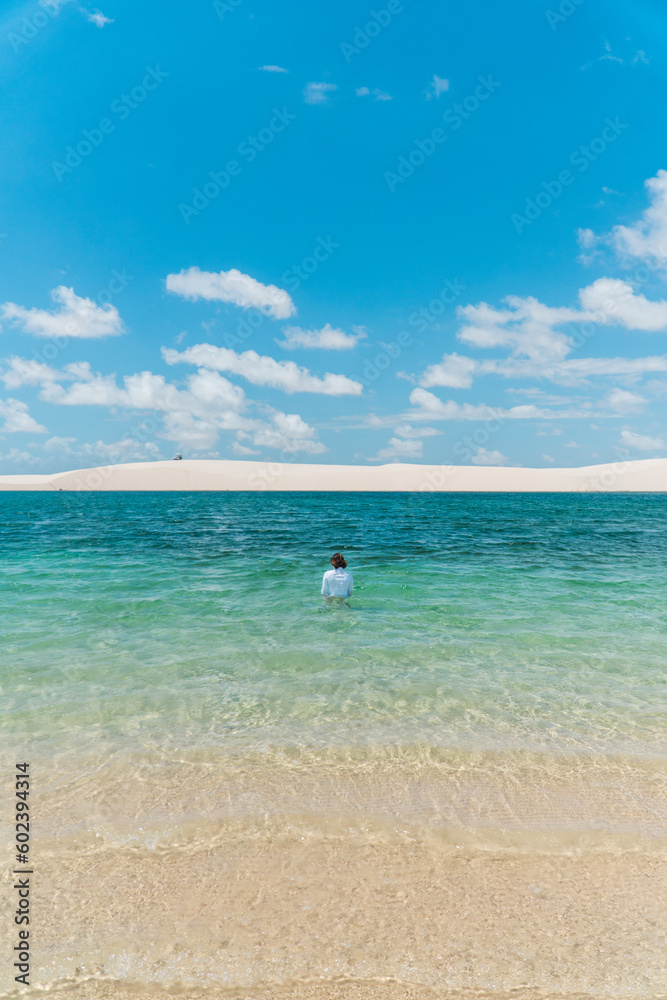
[1,491,666,760]
[1,492,665,999]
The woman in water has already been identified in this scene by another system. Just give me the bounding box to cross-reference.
[321,552,353,599]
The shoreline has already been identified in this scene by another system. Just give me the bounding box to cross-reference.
[34,829,664,999]
[24,747,667,998]
[0,456,666,491]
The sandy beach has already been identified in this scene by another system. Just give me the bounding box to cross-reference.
[0,457,666,491]
[30,748,666,1000]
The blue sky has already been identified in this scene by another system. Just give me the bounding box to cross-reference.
[1,0,667,471]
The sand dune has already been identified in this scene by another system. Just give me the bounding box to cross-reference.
[0,457,666,491]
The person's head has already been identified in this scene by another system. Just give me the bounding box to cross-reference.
[330,552,347,569]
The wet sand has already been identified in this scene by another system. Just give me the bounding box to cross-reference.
[6,748,665,1000]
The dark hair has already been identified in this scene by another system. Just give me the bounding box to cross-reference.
[330,552,347,569]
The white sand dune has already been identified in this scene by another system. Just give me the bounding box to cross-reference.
[0,457,666,491]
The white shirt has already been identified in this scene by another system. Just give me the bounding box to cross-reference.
[321,568,353,597]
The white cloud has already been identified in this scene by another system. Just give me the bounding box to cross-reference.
[454,280,667,371]
[373,436,424,461]
[276,323,362,351]
[44,437,165,461]
[576,236,601,265]
[3,354,328,456]
[82,8,113,26]
[588,169,667,265]
[619,429,666,451]
[577,227,597,249]
[417,351,667,389]
[471,447,511,466]
[37,435,164,462]
[230,440,259,456]
[595,40,649,67]
[579,277,667,330]
[457,297,581,361]
[163,343,362,395]
[250,411,326,454]
[304,82,337,105]
[510,389,577,405]
[420,352,478,389]
[44,366,246,416]
[44,436,76,452]
[409,376,656,424]
[159,411,223,450]
[0,448,41,466]
[599,40,623,64]
[408,388,588,421]
[541,453,555,463]
[80,438,162,460]
[425,74,450,99]
[32,363,251,441]
[409,388,504,420]
[392,423,440,439]
[512,355,667,383]
[1,286,124,339]
[369,422,439,461]
[604,387,646,413]
[259,65,288,73]
[0,398,47,434]
[165,267,295,320]
[1,357,62,389]
[415,274,667,392]
[356,86,391,99]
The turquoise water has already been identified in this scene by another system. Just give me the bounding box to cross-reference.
[2,492,666,999]
[2,491,666,762]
